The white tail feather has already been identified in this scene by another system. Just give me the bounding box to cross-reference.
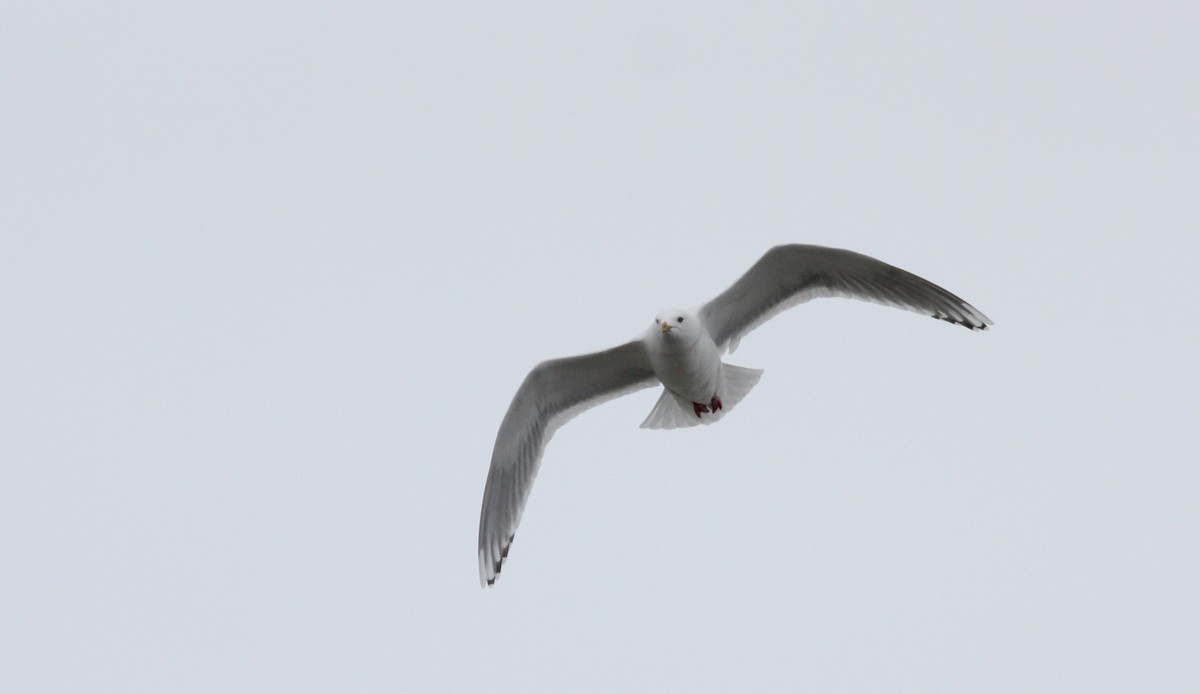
[639,389,703,429]
[639,362,764,430]
[717,362,764,411]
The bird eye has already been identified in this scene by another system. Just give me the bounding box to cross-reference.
[677,317,684,323]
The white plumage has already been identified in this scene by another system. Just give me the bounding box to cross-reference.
[477,244,992,586]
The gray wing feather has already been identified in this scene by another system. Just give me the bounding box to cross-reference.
[478,340,656,587]
[699,244,992,352]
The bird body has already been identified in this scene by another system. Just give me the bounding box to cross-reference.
[646,309,721,406]
[477,244,992,586]
[640,308,762,428]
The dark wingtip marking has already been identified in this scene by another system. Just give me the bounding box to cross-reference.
[488,534,518,586]
[930,313,988,331]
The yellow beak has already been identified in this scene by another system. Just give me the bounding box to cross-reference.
[660,322,671,332]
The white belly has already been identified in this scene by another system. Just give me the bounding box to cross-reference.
[649,333,720,403]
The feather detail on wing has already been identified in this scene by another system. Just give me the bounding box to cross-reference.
[698,244,992,353]
[478,341,657,586]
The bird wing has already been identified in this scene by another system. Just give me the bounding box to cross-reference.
[478,340,657,586]
[699,244,992,353]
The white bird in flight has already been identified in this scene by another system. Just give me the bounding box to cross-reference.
[478,244,991,586]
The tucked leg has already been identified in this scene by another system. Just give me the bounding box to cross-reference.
[692,402,710,417]
[710,395,723,412]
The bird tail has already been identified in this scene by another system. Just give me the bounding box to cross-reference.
[638,363,763,430]
[640,389,705,430]
[718,362,764,412]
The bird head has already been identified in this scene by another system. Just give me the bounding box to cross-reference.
[653,308,699,341]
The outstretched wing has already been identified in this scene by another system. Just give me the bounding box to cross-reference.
[699,244,992,352]
[478,341,657,586]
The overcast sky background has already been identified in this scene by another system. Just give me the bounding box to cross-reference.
[3,2,1198,692]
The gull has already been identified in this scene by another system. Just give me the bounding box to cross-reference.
[477,244,991,586]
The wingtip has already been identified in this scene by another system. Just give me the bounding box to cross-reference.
[934,303,992,331]
[479,533,516,588]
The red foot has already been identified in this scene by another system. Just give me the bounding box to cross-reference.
[693,396,723,418]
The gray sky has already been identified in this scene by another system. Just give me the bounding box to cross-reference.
[3,2,1198,691]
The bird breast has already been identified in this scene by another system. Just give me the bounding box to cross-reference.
[648,332,720,402]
